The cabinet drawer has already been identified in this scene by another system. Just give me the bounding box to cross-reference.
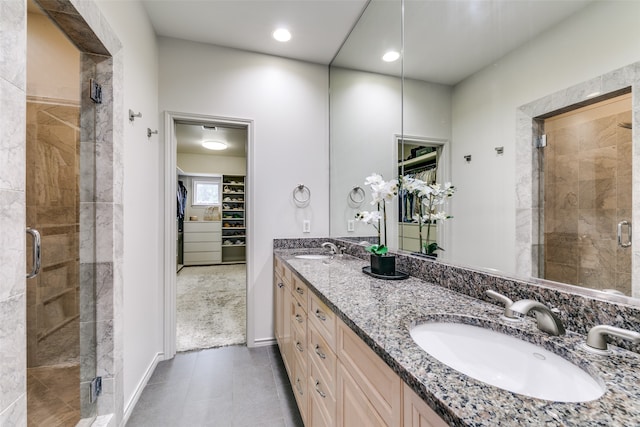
[291,298,307,334]
[274,256,292,282]
[292,324,307,366]
[183,251,222,263]
[309,292,336,352]
[291,275,308,309]
[293,355,308,423]
[183,241,221,252]
[308,321,336,395]
[184,231,221,243]
[184,221,221,232]
[309,355,336,422]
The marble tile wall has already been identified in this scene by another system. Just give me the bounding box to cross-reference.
[544,106,632,295]
[0,0,27,424]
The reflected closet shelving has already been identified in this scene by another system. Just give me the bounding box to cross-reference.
[221,174,246,263]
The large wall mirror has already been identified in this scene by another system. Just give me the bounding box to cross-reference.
[329,0,640,303]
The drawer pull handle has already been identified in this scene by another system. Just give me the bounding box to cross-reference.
[315,309,327,321]
[296,287,304,295]
[295,314,304,323]
[277,282,284,288]
[314,344,326,359]
[295,342,304,352]
[314,380,326,398]
[296,378,304,396]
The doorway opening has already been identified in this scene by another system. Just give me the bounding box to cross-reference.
[537,92,632,295]
[165,114,252,356]
[397,136,450,255]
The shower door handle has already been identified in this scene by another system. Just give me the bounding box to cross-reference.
[26,227,41,279]
[617,221,632,248]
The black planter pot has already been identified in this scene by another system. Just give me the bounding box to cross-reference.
[370,254,396,276]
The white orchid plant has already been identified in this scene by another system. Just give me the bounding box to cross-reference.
[401,176,455,255]
[355,173,399,255]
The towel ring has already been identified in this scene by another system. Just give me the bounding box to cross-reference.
[293,184,311,206]
[348,186,365,205]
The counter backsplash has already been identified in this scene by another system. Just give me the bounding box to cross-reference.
[273,237,640,354]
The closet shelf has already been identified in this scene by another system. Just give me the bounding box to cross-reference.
[398,151,437,168]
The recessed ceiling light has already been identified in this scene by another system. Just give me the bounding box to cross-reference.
[382,51,400,62]
[202,140,228,151]
[273,28,291,42]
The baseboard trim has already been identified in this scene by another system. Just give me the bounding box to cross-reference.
[252,337,276,347]
[122,352,163,425]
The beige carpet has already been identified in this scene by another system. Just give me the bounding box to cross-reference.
[176,264,246,352]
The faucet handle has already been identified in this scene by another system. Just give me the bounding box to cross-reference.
[586,325,640,352]
[486,290,517,319]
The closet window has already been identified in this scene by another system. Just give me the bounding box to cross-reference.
[192,178,221,206]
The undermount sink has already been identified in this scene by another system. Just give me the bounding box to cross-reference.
[410,321,605,402]
[294,254,331,260]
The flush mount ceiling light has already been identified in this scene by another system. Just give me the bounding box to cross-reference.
[273,28,291,42]
[202,140,228,151]
[382,50,400,62]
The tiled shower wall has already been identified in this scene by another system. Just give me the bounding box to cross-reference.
[26,99,81,368]
[544,106,632,294]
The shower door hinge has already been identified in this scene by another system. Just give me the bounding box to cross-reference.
[89,79,103,104]
[90,376,102,403]
[535,134,547,148]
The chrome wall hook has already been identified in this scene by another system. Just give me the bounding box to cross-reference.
[129,109,142,122]
[147,128,158,138]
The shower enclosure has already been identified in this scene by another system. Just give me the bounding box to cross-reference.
[539,92,632,295]
[26,5,98,425]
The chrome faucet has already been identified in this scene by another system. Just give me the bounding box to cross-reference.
[321,242,340,255]
[486,290,517,320]
[585,325,640,351]
[509,299,566,336]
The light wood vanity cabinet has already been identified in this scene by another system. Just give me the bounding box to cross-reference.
[274,257,447,427]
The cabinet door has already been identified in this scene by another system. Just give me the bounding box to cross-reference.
[337,363,387,427]
[337,321,401,426]
[274,273,285,347]
[402,384,448,427]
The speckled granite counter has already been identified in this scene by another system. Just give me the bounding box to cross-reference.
[274,248,640,426]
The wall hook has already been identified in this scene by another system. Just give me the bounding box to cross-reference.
[464,155,472,162]
[147,128,158,138]
[129,109,142,122]
[495,146,504,155]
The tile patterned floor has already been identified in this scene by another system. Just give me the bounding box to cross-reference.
[27,364,80,427]
[126,345,303,427]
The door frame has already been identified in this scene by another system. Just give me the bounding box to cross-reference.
[163,111,254,359]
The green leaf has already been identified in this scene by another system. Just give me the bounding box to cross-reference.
[365,244,388,255]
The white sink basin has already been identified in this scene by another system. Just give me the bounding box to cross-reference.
[410,322,605,402]
[295,254,331,260]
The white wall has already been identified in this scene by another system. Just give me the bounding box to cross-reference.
[178,153,247,175]
[329,67,452,244]
[94,0,161,415]
[451,1,640,273]
[159,37,330,345]
[26,12,80,101]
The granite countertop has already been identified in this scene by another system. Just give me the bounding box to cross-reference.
[274,248,640,426]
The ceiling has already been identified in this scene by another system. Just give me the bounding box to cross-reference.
[175,123,247,157]
[141,0,368,65]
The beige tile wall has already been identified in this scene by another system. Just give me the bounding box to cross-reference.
[544,97,632,294]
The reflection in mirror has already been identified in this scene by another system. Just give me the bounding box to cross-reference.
[329,0,640,302]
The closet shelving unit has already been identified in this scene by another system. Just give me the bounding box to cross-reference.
[398,147,438,252]
[221,174,246,263]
